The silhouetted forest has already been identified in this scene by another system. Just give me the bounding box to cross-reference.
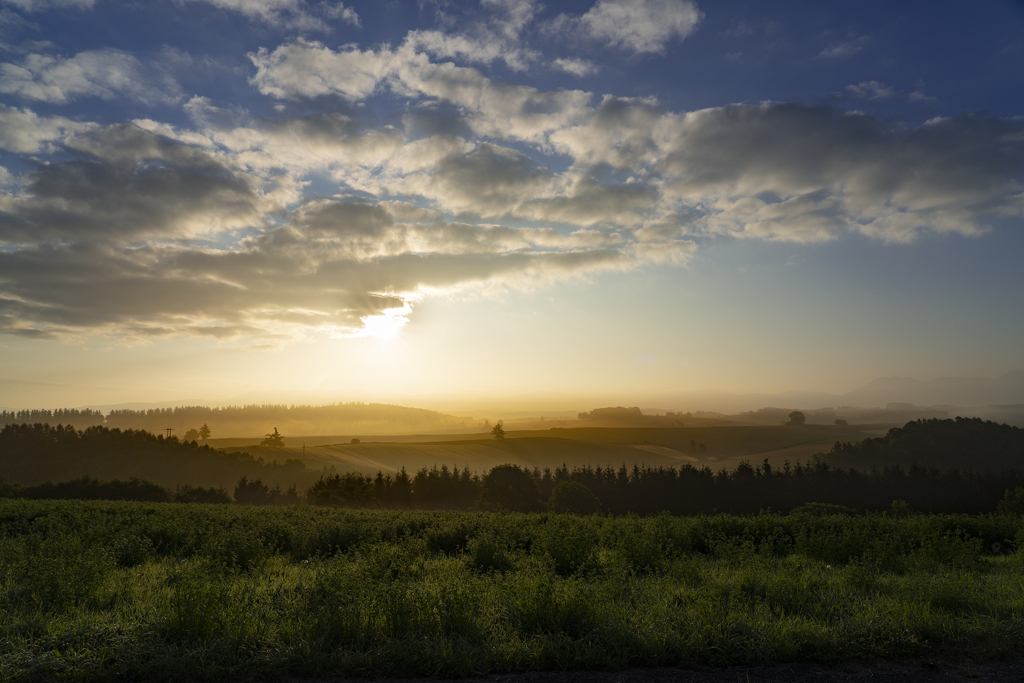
[825,417,1024,471]
[577,406,688,426]
[0,423,324,490]
[0,409,105,429]
[4,460,1021,515]
[298,460,1024,515]
[1,403,479,437]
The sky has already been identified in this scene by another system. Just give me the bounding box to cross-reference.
[0,0,1023,410]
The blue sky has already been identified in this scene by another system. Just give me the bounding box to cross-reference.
[0,0,1022,409]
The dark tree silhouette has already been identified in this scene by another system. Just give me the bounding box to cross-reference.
[491,421,506,440]
[261,427,285,447]
[548,480,601,514]
[479,464,539,511]
[787,411,806,426]
[199,423,211,440]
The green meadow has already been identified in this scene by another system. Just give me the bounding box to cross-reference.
[2,499,1022,682]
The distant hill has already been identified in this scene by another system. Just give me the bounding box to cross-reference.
[0,402,482,438]
[825,418,1024,472]
[0,423,327,490]
[841,372,1024,407]
[649,372,1024,416]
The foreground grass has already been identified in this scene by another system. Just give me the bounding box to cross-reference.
[1,500,1023,681]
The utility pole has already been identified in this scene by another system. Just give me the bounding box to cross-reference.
[165,427,174,438]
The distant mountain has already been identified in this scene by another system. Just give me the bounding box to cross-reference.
[649,372,1024,415]
[840,371,1024,407]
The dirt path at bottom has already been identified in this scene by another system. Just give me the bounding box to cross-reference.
[308,661,1024,683]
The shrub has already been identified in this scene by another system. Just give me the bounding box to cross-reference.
[467,533,513,573]
[997,487,1024,515]
[539,516,600,576]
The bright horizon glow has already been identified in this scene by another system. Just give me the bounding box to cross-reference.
[0,0,1022,411]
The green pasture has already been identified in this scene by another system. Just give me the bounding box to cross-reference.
[1,500,1022,681]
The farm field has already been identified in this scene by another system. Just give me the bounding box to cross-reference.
[1,500,1022,681]
[222,424,879,476]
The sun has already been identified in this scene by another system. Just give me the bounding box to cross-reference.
[351,304,412,341]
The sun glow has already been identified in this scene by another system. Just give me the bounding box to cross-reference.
[343,304,412,341]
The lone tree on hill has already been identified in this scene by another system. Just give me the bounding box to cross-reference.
[491,421,505,440]
[787,411,806,426]
[199,423,211,440]
[261,427,285,447]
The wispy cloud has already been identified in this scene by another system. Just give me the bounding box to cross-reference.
[547,0,703,55]
[817,35,869,59]
[0,48,181,104]
[180,0,360,32]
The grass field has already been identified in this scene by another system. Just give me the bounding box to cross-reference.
[221,424,878,476]
[1,500,1022,681]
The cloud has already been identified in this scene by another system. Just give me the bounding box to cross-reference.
[0,110,692,340]
[323,1,358,26]
[844,80,934,103]
[653,104,1024,242]
[1,0,93,11]
[551,0,703,55]
[0,122,288,244]
[0,104,92,152]
[0,199,687,340]
[249,40,389,100]
[404,0,542,71]
[0,48,181,104]
[181,0,359,31]
[248,40,594,144]
[552,57,598,76]
[817,36,869,59]
[2,34,1022,342]
[245,40,1024,246]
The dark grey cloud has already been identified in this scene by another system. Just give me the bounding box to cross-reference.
[0,123,271,243]
[654,104,1024,241]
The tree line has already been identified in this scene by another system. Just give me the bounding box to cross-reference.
[295,460,1024,515]
[3,460,1023,516]
[824,417,1024,472]
[0,402,479,437]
